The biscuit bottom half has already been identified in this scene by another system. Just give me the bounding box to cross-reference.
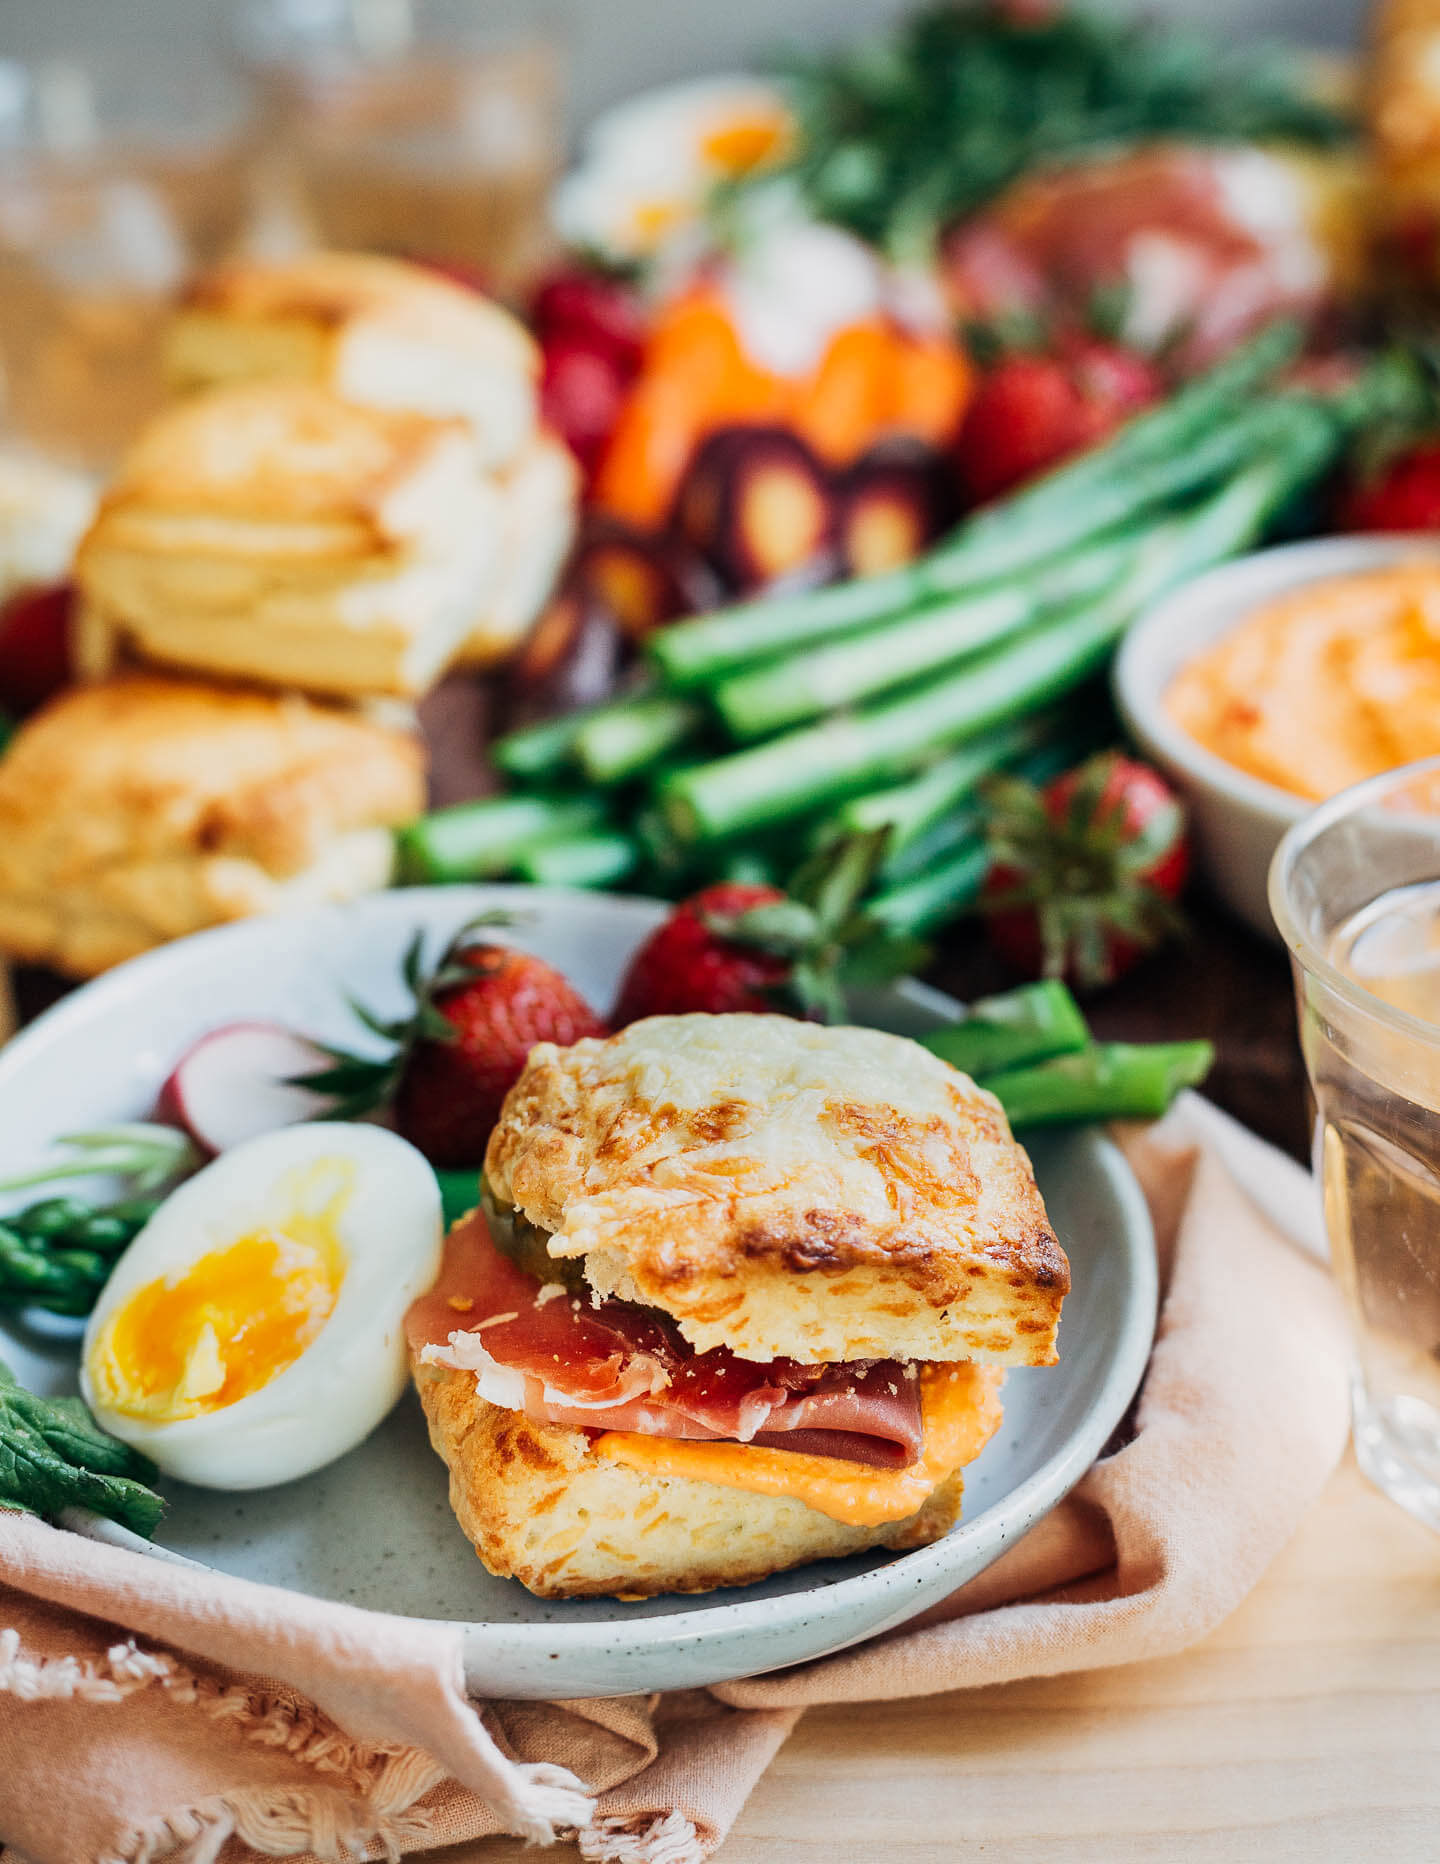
[414,1359,1005,1600]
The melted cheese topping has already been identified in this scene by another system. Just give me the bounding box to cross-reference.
[599,1014,963,1123]
[592,1363,1003,1527]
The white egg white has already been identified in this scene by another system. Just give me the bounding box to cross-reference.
[551,75,792,265]
[81,1123,443,1490]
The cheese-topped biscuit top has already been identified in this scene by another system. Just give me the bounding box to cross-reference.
[485,1013,1068,1366]
[0,675,422,878]
[170,251,538,381]
[80,380,476,558]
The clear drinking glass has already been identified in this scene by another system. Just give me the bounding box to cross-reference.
[234,0,566,294]
[1271,755,1440,1532]
[0,56,250,470]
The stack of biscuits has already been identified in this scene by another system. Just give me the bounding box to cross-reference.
[0,252,579,979]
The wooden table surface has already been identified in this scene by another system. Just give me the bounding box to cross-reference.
[9,683,1434,1861]
[459,1453,1440,1864]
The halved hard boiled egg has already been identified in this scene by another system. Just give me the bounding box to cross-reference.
[81,1123,442,1489]
[551,76,795,268]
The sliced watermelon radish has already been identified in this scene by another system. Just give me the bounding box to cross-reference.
[157,1022,339,1155]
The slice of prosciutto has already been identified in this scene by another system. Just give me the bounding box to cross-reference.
[405,1209,924,1470]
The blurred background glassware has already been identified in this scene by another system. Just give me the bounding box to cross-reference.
[234,0,567,295]
[1271,756,1440,1533]
[0,53,250,471]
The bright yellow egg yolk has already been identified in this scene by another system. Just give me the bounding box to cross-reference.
[700,111,791,175]
[89,1167,350,1424]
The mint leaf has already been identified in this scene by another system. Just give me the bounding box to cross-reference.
[0,1360,163,1537]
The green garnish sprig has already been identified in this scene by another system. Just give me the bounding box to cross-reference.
[0,1359,163,1538]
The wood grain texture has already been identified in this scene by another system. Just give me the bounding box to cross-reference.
[453,1453,1440,1863]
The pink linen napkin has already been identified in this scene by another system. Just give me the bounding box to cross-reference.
[0,1095,1351,1864]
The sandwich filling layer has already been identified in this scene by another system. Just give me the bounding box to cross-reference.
[405,1209,1004,1524]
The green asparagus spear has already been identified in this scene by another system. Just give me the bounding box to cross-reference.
[714,528,1145,738]
[833,720,1043,844]
[862,843,988,935]
[573,694,705,785]
[0,1193,166,1317]
[661,580,1140,844]
[660,432,1330,845]
[491,713,589,782]
[981,1041,1214,1127]
[517,830,640,889]
[876,806,981,885]
[923,981,1091,1078]
[396,794,606,884]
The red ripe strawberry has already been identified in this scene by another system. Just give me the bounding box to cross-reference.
[0,580,74,716]
[540,333,635,480]
[614,882,792,1023]
[531,267,647,369]
[1336,441,1440,532]
[300,918,607,1167]
[613,833,918,1026]
[980,752,1189,991]
[954,337,1163,504]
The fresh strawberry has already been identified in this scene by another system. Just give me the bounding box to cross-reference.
[954,336,1163,504]
[531,267,647,369]
[540,333,636,480]
[613,834,919,1026]
[0,580,74,716]
[980,752,1189,991]
[1337,440,1440,532]
[300,918,607,1167]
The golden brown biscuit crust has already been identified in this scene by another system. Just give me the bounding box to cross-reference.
[171,250,538,377]
[413,1359,970,1600]
[485,1014,1068,1367]
[0,675,422,975]
[80,379,465,538]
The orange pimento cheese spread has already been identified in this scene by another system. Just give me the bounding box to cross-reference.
[1166,564,1440,801]
[592,1362,1004,1527]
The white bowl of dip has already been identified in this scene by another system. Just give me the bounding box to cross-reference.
[1113,533,1440,939]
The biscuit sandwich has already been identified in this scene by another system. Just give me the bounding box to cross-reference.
[164,250,540,472]
[73,380,504,700]
[0,674,423,977]
[407,1012,1068,1600]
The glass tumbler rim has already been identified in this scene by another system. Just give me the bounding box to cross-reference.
[1269,751,1440,1050]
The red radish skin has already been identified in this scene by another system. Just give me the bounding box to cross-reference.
[158,1022,340,1155]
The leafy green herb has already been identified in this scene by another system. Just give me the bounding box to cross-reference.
[0,1359,163,1537]
[0,1123,200,1195]
[756,2,1353,259]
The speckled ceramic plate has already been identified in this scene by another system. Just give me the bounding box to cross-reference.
[0,887,1156,1698]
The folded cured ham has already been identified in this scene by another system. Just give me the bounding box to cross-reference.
[408,1013,1066,1599]
[408,1211,926,1468]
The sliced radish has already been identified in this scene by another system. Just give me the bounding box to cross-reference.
[157,1022,341,1155]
